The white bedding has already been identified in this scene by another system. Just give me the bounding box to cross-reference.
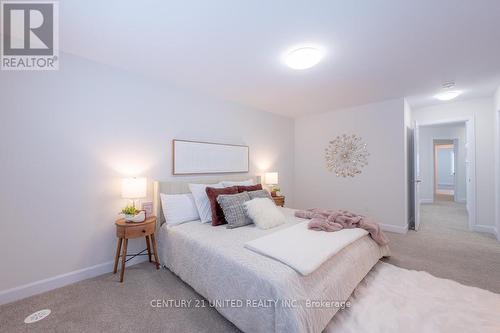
[245,221,368,275]
[158,208,390,333]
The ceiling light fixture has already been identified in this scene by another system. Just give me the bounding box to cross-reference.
[434,90,462,101]
[283,45,324,70]
[434,82,462,101]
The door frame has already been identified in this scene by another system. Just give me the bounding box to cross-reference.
[412,121,420,230]
[452,138,459,203]
[432,139,458,203]
[416,117,476,230]
[496,109,500,240]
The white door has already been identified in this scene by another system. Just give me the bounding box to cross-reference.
[465,119,476,229]
[413,121,421,230]
[453,139,459,202]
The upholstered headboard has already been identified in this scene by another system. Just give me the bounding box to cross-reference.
[153,175,261,231]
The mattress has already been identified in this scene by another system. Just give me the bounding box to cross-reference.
[158,208,390,333]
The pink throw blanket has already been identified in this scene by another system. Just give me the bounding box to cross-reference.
[294,208,389,246]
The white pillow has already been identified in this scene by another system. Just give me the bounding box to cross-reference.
[160,193,199,225]
[244,198,285,229]
[188,182,224,223]
[220,179,254,187]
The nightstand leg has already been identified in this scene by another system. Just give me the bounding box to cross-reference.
[113,238,123,274]
[150,233,160,269]
[145,235,152,262]
[120,238,128,282]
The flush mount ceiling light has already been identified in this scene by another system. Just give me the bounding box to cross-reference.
[434,90,462,101]
[434,82,462,101]
[283,45,324,70]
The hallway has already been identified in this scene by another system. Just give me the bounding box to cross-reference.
[420,200,468,231]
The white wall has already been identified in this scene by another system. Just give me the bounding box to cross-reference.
[0,53,295,300]
[437,147,454,187]
[412,98,496,229]
[404,99,412,226]
[418,124,466,203]
[294,99,408,233]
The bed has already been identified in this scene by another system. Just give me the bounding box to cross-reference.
[153,177,390,333]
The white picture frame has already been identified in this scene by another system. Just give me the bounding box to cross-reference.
[141,201,154,218]
[173,139,249,175]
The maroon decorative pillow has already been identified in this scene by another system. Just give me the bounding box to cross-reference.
[206,186,239,226]
[237,184,262,193]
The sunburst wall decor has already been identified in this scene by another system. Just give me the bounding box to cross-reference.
[325,134,369,177]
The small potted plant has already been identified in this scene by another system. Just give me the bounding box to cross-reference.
[271,186,281,197]
[121,205,146,223]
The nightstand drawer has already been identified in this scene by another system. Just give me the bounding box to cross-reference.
[273,196,285,207]
[116,221,155,238]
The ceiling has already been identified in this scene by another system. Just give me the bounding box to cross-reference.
[60,0,500,117]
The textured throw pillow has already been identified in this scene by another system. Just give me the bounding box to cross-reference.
[244,198,285,229]
[206,186,239,226]
[160,193,200,225]
[217,192,252,229]
[189,183,224,223]
[220,179,254,187]
[247,189,273,200]
[237,184,262,193]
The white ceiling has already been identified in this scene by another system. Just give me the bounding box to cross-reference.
[60,0,500,117]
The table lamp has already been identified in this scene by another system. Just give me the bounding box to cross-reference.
[121,177,147,208]
[265,172,279,197]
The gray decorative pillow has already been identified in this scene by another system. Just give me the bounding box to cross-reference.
[248,189,273,200]
[217,192,252,229]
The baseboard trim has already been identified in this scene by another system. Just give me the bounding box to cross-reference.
[420,199,434,204]
[380,223,408,234]
[471,224,497,237]
[0,256,148,306]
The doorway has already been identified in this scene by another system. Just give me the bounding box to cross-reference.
[412,119,475,231]
[433,140,458,202]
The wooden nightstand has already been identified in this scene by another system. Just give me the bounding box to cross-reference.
[272,195,285,207]
[113,216,160,282]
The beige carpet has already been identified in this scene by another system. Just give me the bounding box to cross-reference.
[0,262,240,333]
[383,201,500,293]
[1,202,499,332]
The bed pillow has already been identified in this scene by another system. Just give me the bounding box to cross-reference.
[206,186,239,226]
[217,192,252,229]
[220,179,254,187]
[237,184,262,193]
[247,189,273,200]
[160,193,200,225]
[244,198,285,229]
[188,183,224,223]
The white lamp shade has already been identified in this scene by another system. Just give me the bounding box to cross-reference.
[121,177,147,199]
[265,172,279,185]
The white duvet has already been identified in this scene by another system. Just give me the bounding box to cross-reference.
[245,221,368,275]
[158,208,390,333]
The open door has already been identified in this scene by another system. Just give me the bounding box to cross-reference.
[413,121,421,230]
[453,139,459,202]
[465,119,476,228]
